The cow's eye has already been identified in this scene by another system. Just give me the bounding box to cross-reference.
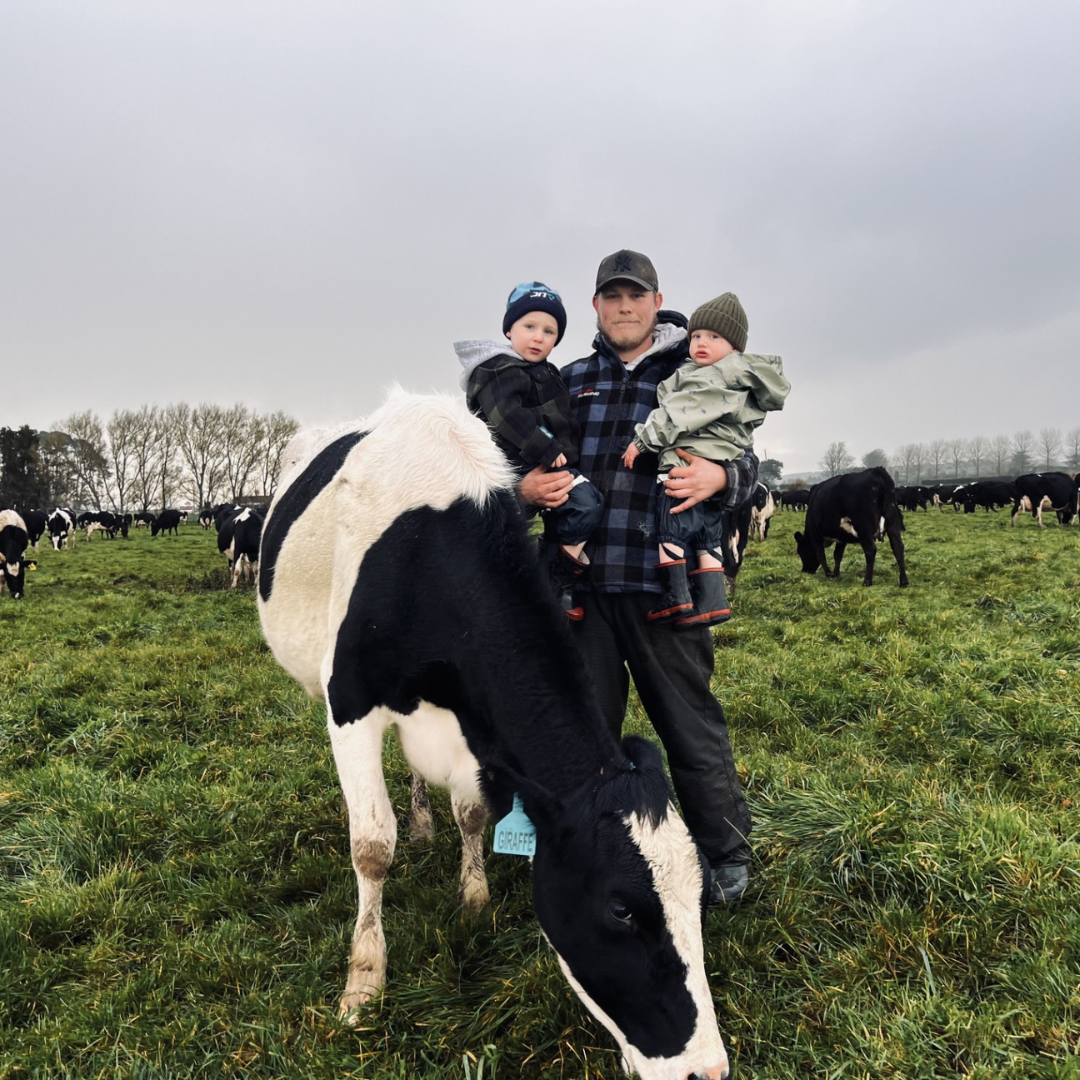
[608,899,633,925]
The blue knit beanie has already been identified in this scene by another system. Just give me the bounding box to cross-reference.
[502,282,567,345]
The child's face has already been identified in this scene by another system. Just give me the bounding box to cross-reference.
[689,329,736,367]
[507,311,560,362]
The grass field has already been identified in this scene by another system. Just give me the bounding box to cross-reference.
[1,508,1078,1079]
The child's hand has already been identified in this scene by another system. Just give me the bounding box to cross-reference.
[622,444,639,470]
[552,453,567,468]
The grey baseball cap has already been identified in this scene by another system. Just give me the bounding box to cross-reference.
[594,249,659,294]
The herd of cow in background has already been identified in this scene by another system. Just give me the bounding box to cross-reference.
[1,468,1076,602]
[0,501,266,598]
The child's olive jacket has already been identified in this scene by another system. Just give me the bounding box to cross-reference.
[632,353,790,470]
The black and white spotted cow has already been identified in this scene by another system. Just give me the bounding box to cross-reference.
[257,393,730,1080]
[151,509,182,537]
[794,467,909,587]
[21,509,48,552]
[48,508,76,551]
[1011,473,1079,527]
[0,509,29,599]
[217,506,265,588]
[748,482,775,541]
[133,512,156,530]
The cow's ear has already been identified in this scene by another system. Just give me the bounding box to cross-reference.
[481,763,563,836]
[620,735,664,774]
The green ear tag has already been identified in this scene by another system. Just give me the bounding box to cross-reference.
[493,794,536,857]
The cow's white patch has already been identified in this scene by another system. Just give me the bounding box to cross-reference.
[622,811,729,1080]
[839,516,859,537]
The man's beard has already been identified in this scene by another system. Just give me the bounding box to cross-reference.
[597,314,657,353]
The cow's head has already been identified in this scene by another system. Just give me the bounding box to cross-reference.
[792,530,820,573]
[494,737,729,1080]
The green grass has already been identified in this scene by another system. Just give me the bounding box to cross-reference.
[1,510,1078,1078]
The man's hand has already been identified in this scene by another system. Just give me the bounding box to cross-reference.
[664,449,728,514]
[519,464,573,509]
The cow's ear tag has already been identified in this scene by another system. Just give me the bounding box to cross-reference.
[493,793,536,857]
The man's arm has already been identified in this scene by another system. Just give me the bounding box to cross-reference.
[664,448,759,514]
[518,464,573,509]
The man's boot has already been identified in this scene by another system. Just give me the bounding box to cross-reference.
[675,567,732,628]
[647,559,693,623]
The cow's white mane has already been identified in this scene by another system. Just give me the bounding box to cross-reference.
[278,387,514,508]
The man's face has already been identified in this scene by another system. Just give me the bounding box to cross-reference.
[593,283,662,355]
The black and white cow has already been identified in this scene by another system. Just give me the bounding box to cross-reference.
[151,509,182,537]
[961,480,1017,514]
[1011,472,1079,527]
[217,506,264,587]
[21,509,48,552]
[48,508,76,551]
[198,507,215,529]
[794,467,909,587]
[134,512,156,530]
[0,509,29,599]
[748,482,775,541]
[257,393,730,1080]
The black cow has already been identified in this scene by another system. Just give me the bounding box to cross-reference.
[48,508,76,551]
[961,480,1018,514]
[782,488,810,511]
[151,509,183,537]
[133,512,156,530]
[794,467,909,587]
[0,510,30,599]
[21,509,48,552]
[198,507,215,529]
[895,485,933,513]
[1011,473,1079,527]
[256,393,731,1080]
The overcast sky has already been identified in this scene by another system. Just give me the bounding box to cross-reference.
[3,1,1078,474]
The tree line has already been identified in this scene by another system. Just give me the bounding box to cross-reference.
[0,404,299,512]
[817,427,1080,483]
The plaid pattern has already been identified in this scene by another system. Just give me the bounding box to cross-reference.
[562,329,758,593]
[466,356,580,472]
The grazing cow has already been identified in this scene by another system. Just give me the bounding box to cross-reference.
[1011,473,1079,527]
[748,482,775,541]
[0,509,29,599]
[21,509,48,552]
[961,480,1017,514]
[257,393,731,1080]
[217,506,264,587]
[895,485,933,513]
[48,508,76,551]
[794,467,909,587]
[151,509,182,537]
[134,512,156,530]
[782,488,810,511]
[198,507,215,529]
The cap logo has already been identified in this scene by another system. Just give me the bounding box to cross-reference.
[613,254,633,273]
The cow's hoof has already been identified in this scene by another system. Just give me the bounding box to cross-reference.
[407,807,434,840]
[339,991,376,1020]
[460,878,490,913]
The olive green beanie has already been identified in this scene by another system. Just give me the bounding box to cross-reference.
[688,292,748,353]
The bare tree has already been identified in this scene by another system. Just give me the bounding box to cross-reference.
[1066,427,1080,468]
[928,438,948,481]
[38,430,81,507]
[220,404,264,500]
[946,438,967,479]
[968,435,988,477]
[57,410,110,510]
[173,402,226,509]
[819,441,854,477]
[1010,429,1034,474]
[256,410,300,498]
[107,409,139,511]
[895,444,917,484]
[862,448,889,470]
[990,434,1010,475]
[910,442,926,484]
[1037,427,1062,469]
[128,406,162,512]
[154,405,184,509]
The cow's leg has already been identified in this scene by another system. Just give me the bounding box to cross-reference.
[407,772,434,839]
[858,540,877,586]
[327,709,396,1015]
[451,790,489,912]
[886,523,908,587]
[830,541,846,578]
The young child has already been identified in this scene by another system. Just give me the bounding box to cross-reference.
[456,281,603,620]
[622,292,790,627]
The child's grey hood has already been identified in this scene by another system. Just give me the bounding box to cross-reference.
[455,339,523,389]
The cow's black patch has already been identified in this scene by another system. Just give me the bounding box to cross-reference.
[258,431,366,601]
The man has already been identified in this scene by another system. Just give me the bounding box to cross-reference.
[519,249,755,904]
